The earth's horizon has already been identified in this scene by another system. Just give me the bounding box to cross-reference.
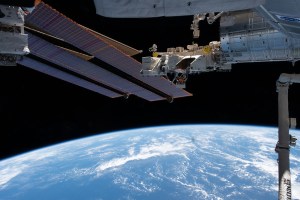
[0,124,299,199]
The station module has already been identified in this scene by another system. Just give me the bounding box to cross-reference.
[0,4,29,66]
[141,41,231,88]
[1,1,300,199]
[141,9,300,88]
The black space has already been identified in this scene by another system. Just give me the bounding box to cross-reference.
[1,0,300,159]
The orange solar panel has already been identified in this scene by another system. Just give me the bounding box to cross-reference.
[25,2,192,101]
[26,33,165,101]
[18,57,122,98]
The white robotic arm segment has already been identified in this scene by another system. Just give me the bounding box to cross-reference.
[278,73,300,84]
[190,14,206,38]
[276,73,300,200]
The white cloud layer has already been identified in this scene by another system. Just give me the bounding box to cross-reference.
[96,139,194,172]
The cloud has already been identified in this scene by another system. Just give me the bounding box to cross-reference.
[252,153,278,178]
[291,167,300,199]
[0,150,58,189]
[0,164,27,189]
[293,181,300,199]
[96,139,194,172]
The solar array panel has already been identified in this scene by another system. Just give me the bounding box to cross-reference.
[79,24,141,57]
[27,33,165,101]
[17,57,122,98]
[25,2,192,100]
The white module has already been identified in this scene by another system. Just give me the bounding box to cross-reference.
[0,5,29,66]
[141,42,231,88]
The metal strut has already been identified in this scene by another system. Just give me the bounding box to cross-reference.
[276,81,292,200]
[276,73,300,200]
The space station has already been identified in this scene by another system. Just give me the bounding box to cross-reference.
[141,5,300,89]
[0,0,299,199]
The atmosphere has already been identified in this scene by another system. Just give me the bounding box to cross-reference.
[1,1,300,199]
[1,0,300,159]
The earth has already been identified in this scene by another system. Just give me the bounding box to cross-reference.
[0,125,299,200]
